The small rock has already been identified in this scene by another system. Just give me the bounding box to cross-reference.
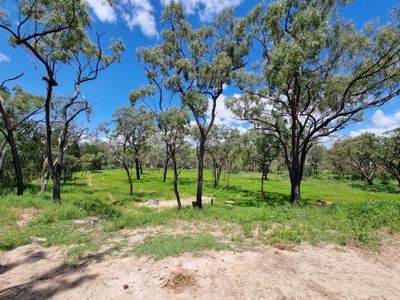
[31,237,47,243]
[317,200,333,206]
[225,200,235,206]
[147,199,159,205]
[123,284,129,290]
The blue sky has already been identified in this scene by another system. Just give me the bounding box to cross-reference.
[0,0,399,139]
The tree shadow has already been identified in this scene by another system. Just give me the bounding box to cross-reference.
[0,250,107,300]
[0,250,46,275]
[215,184,291,207]
[351,182,400,194]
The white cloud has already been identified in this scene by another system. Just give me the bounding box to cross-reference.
[350,109,400,137]
[161,0,244,22]
[86,0,117,22]
[319,135,343,149]
[121,0,158,37]
[0,51,10,63]
[86,0,158,37]
[207,93,249,132]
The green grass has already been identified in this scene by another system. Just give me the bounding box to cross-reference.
[132,234,226,260]
[0,169,399,254]
[66,242,103,265]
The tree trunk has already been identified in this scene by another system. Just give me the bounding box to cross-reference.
[195,135,206,208]
[40,173,50,193]
[40,157,49,193]
[263,165,269,180]
[163,143,169,182]
[171,150,181,209]
[260,163,267,195]
[0,140,6,172]
[288,149,303,204]
[52,162,62,203]
[140,163,143,174]
[227,162,232,186]
[44,83,57,201]
[163,157,169,182]
[9,139,24,195]
[261,171,265,194]
[288,112,304,204]
[135,158,141,180]
[290,178,301,204]
[217,165,222,186]
[123,163,133,196]
[212,159,218,187]
[289,169,302,204]
[0,96,24,195]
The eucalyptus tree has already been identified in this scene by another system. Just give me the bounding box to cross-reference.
[0,80,44,195]
[328,139,354,177]
[227,0,400,203]
[112,106,154,195]
[134,46,172,182]
[0,138,6,174]
[158,107,190,208]
[305,144,326,176]
[51,35,123,201]
[380,129,400,186]
[253,131,280,194]
[149,1,249,208]
[1,0,124,202]
[340,134,380,185]
[206,125,241,187]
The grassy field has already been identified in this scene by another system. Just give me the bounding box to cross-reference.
[0,169,399,261]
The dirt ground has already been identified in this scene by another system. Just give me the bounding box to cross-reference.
[1,234,400,300]
[137,196,214,209]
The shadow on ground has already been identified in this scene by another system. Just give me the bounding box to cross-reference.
[351,182,400,194]
[0,250,107,300]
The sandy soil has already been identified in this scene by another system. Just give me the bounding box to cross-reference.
[13,208,41,227]
[87,177,93,187]
[137,196,213,209]
[1,235,400,300]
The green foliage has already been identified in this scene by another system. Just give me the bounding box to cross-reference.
[72,198,120,219]
[0,169,399,252]
[227,0,400,202]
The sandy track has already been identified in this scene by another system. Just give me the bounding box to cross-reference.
[137,196,213,209]
[1,236,400,300]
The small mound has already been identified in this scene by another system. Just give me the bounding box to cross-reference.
[164,271,196,294]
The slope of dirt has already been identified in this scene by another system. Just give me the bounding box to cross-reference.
[1,236,400,299]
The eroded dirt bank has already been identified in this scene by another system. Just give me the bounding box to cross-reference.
[1,235,400,300]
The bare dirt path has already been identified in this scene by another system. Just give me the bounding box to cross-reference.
[1,235,399,300]
[137,196,213,209]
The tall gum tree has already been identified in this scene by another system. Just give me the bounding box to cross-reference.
[0,81,44,195]
[1,0,124,202]
[112,106,154,195]
[227,0,400,204]
[158,107,190,208]
[380,128,400,186]
[134,46,173,183]
[147,1,249,208]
